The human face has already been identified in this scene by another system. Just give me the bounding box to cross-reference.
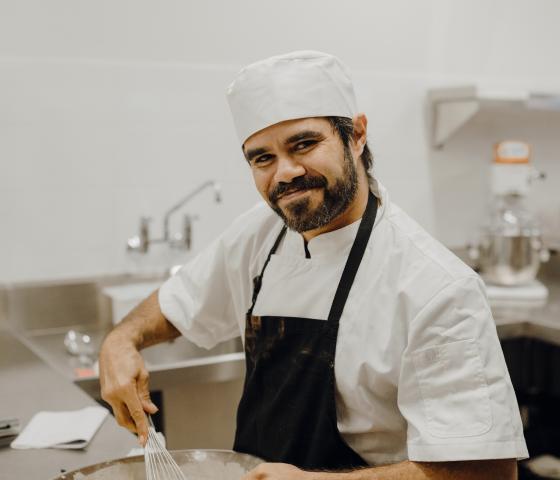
[243,117,359,233]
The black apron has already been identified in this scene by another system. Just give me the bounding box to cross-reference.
[233,192,377,470]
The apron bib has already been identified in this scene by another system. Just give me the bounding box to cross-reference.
[234,192,377,470]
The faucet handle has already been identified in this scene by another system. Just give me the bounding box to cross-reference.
[183,214,200,250]
[169,214,199,251]
[140,216,152,232]
[127,216,152,253]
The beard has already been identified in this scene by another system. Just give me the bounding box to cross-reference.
[268,147,358,233]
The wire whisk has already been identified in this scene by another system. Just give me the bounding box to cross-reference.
[144,414,187,480]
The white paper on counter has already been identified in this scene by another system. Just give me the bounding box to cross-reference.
[10,406,108,450]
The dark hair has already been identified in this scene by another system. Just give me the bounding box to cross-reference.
[327,116,374,184]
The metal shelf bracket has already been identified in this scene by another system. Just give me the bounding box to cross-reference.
[428,85,560,149]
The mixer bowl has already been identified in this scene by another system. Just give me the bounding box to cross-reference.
[51,449,263,480]
[477,233,547,286]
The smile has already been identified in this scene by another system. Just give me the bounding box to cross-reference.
[278,188,316,203]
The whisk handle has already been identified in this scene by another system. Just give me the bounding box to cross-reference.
[147,413,155,429]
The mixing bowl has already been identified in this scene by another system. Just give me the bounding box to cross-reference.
[51,449,263,480]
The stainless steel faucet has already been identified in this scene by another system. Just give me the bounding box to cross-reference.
[162,180,222,242]
[127,180,222,253]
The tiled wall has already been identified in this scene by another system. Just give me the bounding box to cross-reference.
[1,0,559,282]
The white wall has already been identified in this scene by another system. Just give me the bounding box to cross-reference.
[1,0,559,282]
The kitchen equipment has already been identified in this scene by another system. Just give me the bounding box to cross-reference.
[127,180,221,254]
[63,329,95,366]
[473,214,549,286]
[51,449,263,479]
[64,330,94,356]
[470,141,549,286]
[145,415,186,480]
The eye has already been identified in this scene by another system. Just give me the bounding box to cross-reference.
[252,154,274,167]
[293,140,317,151]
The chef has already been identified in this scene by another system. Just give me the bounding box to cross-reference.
[99,51,528,479]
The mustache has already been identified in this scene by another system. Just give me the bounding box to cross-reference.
[269,175,328,204]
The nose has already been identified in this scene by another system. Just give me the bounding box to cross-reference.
[274,154,306,184]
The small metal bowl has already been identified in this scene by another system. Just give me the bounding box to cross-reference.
[51,449,263,479]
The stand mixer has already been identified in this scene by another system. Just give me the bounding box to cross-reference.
[469,141,549,305]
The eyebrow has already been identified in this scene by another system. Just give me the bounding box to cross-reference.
[244,147,268,163]
[244,130,324,162]
[285,130,324,145]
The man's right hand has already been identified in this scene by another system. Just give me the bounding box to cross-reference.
[98,290,181,445]
[99,332,158,446]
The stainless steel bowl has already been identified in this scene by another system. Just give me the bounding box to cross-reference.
[51,449,263,480]
[472,233,549,286]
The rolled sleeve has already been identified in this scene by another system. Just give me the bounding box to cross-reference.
[397,276,529,462]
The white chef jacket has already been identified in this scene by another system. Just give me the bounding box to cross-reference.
[159,180,528,465]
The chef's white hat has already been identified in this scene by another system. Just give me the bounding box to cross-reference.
[226,50,358,144]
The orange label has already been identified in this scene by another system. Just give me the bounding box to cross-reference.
[494,141,530,164]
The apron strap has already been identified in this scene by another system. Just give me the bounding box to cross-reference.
[249,225,287,310]
[327,191,377,324]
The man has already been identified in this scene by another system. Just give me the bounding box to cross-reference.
[100,51,528,479]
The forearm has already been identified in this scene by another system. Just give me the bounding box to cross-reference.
[106,290,181,349]
[310,459,517,480]
[99,289,180,442]
[324,461,417,480]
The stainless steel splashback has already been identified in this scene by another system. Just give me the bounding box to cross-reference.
[4,280,102,331]
[1,274,166,332]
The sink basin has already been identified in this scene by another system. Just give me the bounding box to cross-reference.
[17,326,246,398]
[3,275,246,399]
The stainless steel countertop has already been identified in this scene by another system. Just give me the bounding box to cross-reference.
[16,326,245,399]
[493,280,560,344]
[0,328,137,480]
[449,248,560,344]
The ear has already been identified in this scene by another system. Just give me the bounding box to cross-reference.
[352,113,368,156]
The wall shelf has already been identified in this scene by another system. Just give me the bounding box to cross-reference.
[428,85,560,149]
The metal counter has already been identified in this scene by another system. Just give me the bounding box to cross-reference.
[0,328,137,480]
[15,326,245,399]
[494,281,560,345]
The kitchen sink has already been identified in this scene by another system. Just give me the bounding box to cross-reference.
[141,336,243,367]
[0,276,247,453]
[1,275,247,398]
[16,327,245,397]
